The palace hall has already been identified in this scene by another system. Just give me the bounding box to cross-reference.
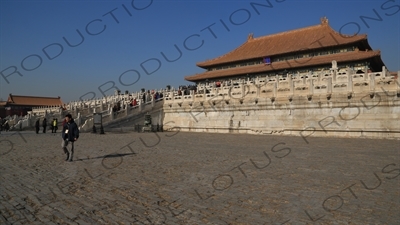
[185,17,388,84]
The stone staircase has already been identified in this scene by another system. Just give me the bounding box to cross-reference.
[79,99,164,133]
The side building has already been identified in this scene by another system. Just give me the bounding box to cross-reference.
[0,94,64,118]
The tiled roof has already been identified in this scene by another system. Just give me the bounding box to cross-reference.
[185,50,381,82]
[197,20,367,68]
[6,94,63,106]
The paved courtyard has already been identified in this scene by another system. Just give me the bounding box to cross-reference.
[0,130,399,225]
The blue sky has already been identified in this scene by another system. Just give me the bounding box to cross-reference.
[1,0,399,103]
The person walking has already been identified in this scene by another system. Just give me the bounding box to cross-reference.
[35,118,40,134]
[61,114,79,162]
[42,118,47,133]
[49,119,54,133]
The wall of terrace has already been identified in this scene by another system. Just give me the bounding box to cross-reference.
[163,69,400,139]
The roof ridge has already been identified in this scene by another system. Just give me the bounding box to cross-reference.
[251,23,322,41]
[250,22,366,41]
[10,94,61,99]
[325,23,367,39]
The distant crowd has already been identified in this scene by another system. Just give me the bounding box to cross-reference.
[110,85,201,113]
[176,85,197,96]
[0,117,62,133]
[112,89,164,113]
[34,118,65,134]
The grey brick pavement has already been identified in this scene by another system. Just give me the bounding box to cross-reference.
[0,131,399,224]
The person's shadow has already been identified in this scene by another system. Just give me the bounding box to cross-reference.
[75,152,136,161]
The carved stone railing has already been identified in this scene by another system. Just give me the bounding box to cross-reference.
[164,69,398,105]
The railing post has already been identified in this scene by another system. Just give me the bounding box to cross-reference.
[382,66,386,78]
[327,77,332,94]
[370,73,375,93]
[348,73,353,93]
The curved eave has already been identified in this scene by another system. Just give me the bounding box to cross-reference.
[186,51,381,82]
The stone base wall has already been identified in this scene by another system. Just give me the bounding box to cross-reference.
[163,91,400,139]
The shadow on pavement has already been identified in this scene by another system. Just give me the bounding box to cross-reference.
[75,152,136,161]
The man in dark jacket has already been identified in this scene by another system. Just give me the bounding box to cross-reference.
[42,118,47,133]
[61,114,79,162]
[35,118,40,134]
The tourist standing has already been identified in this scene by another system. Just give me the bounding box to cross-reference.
[62,114,79,162]
[49,119,54,132]
[3,121,9,132]
[35,118,40,134]
[52,118,58,133]
[42,118,47,133]
[142,92,146,103]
